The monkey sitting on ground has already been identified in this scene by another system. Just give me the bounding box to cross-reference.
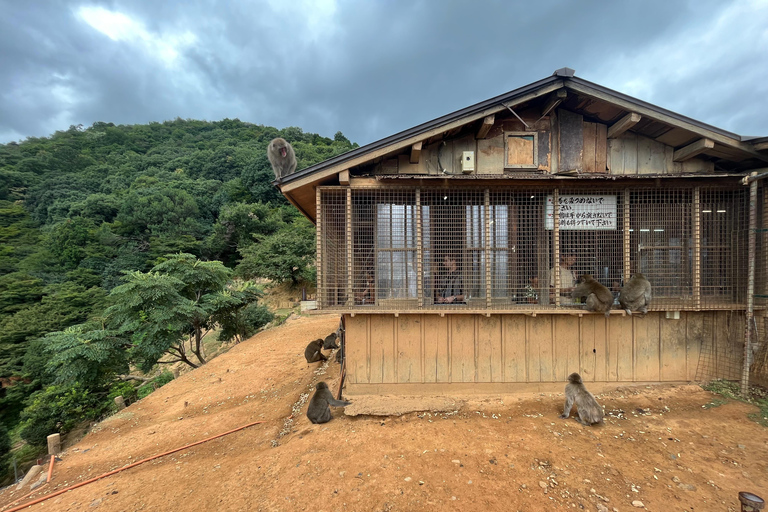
[306,381,351,424]
[559,372,604,426]
[571,274,614,317]
[267,138,297,180]
[619,273,652,315]
[304,339,328,363]
[323,332,339,350]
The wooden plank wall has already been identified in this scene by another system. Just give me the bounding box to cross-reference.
[344,311,743,392]
[608,133,714,175]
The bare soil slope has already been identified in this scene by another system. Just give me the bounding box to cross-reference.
[1,314,766,512]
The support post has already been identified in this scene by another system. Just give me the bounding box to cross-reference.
[623,188,631,284]
[742,178,758,397]
[416,189,423,307]
[485,189,491,309]
[316,188,323,308]
[693,187,701,309]
[346,188,353,306]
[553,189,561,307]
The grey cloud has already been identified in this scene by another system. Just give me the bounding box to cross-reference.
[1,0,765,146]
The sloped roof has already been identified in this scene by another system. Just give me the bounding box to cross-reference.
[280,71,765,190]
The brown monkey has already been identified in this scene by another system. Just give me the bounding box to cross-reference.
[559,372,603,426]
[304,339,328,363]
[571,274,613,317]
[267,137,297,179]
[323,332,339,350]
[306,381,351,424]
[619,273,652,315]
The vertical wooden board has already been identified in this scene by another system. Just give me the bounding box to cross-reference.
[685,313,703,381]
[608,139,623,174]
[660,316,688,380]
[537,129,550,171]
[477,135,504,175]
[369,315,394,384]
[344,315,369,384]
[636,135,654,174]
[622,133,638,174]
[634,313,660,381]
[503,315,527,382]
[583,122,597,172]
[593,317,609,381]
[664,145,675,174]
[609,315,634,381]
[423,315,449,383]
[553,316,580,381]
[396,315,422,383]
[451,315,476,383]
[580,316,597,381]
[595,123,608,173]
[532,316,554,381]
[649,138,666,174]
[558,109,583,172]
[477,315,502,382]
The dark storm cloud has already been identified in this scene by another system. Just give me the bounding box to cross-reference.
[1,0,766,145]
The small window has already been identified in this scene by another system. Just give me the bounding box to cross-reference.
[505,132,538,169]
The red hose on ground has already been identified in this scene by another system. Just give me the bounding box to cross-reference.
[3,420,264,512]
[45,456,54,483]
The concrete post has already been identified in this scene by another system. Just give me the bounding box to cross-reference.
[46,433,61,456]
[114,395,126,410]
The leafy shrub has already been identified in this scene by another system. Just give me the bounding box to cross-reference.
[136,371,175,400]
[19,384,108,446]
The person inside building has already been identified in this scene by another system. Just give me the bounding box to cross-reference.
[549,249,578,301]
[436,254,465,304]
[355,270,375,305]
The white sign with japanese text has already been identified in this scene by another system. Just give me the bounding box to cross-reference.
[545,195,617,230]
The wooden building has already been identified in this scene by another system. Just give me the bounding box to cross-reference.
[277,68,768,395]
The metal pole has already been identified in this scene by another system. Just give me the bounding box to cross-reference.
[742,178,758,397]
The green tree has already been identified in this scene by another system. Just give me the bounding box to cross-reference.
[236,216,316,284]
[106,253,263,371]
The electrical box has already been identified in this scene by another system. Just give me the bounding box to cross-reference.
[461,151,475,173]
[665,311,680,320]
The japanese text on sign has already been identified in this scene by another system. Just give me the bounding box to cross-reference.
[545,195,617,230]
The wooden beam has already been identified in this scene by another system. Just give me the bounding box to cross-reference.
[755,141,768,151]
[409,142,422,164]
[673,138,714,162]
[280,81,566,193]
[475,115,494,140]
[338,169,350,185]
[607,112,641,139]
[540,89,568,118]
[565,80,768,163]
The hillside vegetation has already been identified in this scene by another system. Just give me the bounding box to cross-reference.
[0,119,357,478]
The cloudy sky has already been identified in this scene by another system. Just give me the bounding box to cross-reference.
[1,0,767,146]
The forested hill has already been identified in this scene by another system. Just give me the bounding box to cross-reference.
[0,119,357,477]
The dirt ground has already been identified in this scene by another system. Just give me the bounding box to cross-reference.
[1,313,766,512]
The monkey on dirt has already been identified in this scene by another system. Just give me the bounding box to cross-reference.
[267,137,297,179]
[619,273,652,315]
[323,332,339,350]
[306,381,351,424]
[571,274,613,317]
[304,339,328,363]
[559,372,604,426]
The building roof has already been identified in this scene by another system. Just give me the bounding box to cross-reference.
[277,70,768,219]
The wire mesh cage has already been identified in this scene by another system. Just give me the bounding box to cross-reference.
[318,184,760,315]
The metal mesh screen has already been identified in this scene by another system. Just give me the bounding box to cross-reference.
[318,184,753,313]
[629,189,692,306]
[700,188,749,307]
[319,189,347,307]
